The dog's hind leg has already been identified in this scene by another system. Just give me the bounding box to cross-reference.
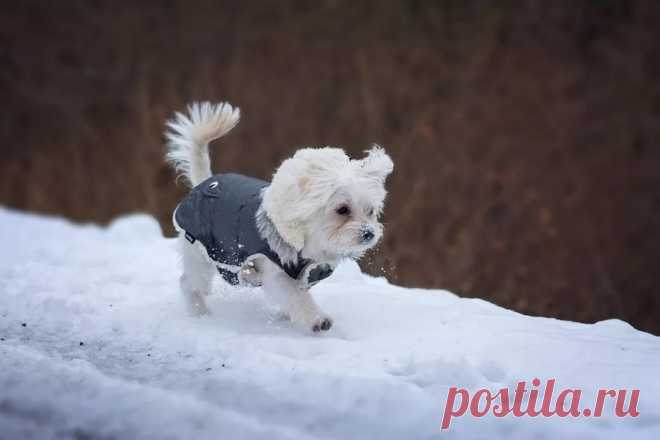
[179,235,215,316]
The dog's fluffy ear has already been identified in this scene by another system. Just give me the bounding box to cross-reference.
[262,148,349,251]
[359,145,393,183]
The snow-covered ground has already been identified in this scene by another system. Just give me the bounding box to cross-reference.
[1,206,659,440]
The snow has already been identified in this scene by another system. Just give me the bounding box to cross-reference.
[1,206,659,439]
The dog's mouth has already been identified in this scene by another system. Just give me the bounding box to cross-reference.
[340,242,376,260]
[341,250,364,260]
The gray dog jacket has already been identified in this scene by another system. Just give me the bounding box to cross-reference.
[173,173,334,287]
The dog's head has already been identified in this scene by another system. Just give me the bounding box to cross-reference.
[262,145,393,262]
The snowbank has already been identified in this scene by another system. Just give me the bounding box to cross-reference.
[1,207,658,439]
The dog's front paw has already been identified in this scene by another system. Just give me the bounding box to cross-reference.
[311,316,333,333]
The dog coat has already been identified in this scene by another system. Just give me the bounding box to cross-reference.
[173,173,334,287]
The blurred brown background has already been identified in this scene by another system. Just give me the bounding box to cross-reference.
[1,1,659,333]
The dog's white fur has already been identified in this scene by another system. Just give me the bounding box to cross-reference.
[166,102,393,332]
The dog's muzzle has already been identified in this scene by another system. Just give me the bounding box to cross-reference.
[360,228,375,243]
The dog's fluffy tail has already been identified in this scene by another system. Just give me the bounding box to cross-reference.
[165,102,241,187]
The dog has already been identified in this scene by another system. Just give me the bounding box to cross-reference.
[165,102,393,332]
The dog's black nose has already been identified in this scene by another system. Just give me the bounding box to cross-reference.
[361,229,375,243]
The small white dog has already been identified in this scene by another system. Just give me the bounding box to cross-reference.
[165,102,393,332]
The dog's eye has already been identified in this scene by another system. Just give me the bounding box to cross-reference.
[367,208,375,217]
[336,205,350,216]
